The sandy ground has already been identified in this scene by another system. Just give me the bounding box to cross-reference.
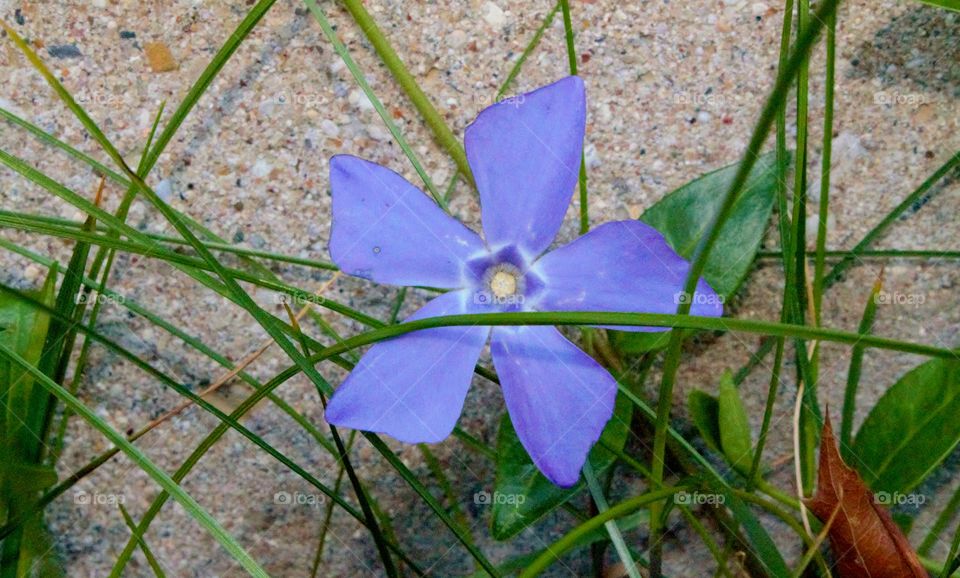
[0,0,958,576]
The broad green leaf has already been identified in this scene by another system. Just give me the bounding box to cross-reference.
[0,270,60,578]
[0,268,56,448]
[491,394,632,540]
[687,390,722,454]
[853,358,960,493]
[613,151,782,353]
[916,0,960,12]
[717,369,755,474]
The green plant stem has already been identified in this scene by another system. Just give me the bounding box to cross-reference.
[338,0,473,187]
[645,0,840,571]
[497,2,562,100]
[519,487,685,578]
[922,482,960,556]
[840,275,882,458]
[759,249,960,259]
[813,7,836,319]
[0,343,269,577]
[823,150,960,286]
[583,462,641,578]
[558,0,591,234]
[305,0,446,207]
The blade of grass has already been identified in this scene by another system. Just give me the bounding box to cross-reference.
[117,504,167,578]
[0,342,269,577]
[558,0,591,234]
[497,1,562,100]
[49,103,167,464]
[283,305,398,578]
[140,0,278,176]
[301,0,446,207]
[517,487,685,578]
[922,482,960,556]
[646,0,841,574]
[583,461,642,578]
[812,7,836,319]
[840,271,882,459]
[338,0,472,188]
[823,150,960,286]
[0,281,427,576]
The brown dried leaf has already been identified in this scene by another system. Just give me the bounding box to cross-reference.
[805,415,928,578]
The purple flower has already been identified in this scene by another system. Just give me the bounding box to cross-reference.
[323,77,722,487]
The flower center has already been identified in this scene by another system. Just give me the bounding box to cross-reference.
[490,271,518,298]
[479,262,525,305]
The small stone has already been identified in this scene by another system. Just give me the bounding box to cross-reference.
[348,89,374,112]
[449,29,467,48]
[143,42,178,72]
[696,111,712,124]
[319,119,340,138]
[156,179,173,201]
[584,143,601,168]
[47,44,82,59]
[24,264,42,282]
[482,2,506,28]
[119,30,136,39]
[252,159,272,178]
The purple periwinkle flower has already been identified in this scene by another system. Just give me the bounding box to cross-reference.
[324,77,722,487]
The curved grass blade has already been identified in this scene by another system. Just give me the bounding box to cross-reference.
[0,342,269,577]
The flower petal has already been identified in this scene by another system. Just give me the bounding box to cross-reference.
[490,325,617,487]
[329,155,486,288]
[325,290,489,443]
[529,220,723,331]
[465,76,586,260]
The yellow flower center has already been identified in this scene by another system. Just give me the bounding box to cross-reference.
[490,271,518,299]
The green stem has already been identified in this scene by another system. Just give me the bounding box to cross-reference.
[559,0,591,234]
[303,0,446,207]
[813,7,836,319]
[518,487,686,578]
[338,0,472,187]
[646,0,840,573]
[583,462,642,578]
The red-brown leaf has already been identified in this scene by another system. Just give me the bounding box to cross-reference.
[804,415,927,578]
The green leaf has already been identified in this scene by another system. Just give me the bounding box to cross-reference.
[0,269,60,578]
[612,151,782,353]
[717,369,755,474]
[915,0,960,12]
[853,358,960,493]
[687,390,722,454]
[0,267,56,448]
[490,393,632,540]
